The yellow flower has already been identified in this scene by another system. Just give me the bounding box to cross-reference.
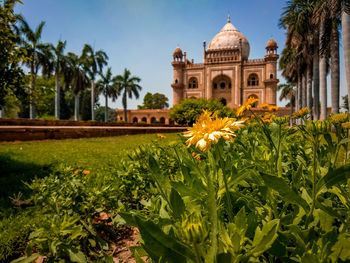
[83,170,90,175]
[292,107,310,119]
[272,116,290,125]
[259,103,269,110]
[342,122,350,129]
[184,110,245,152]
[74,169,79,175]
[157,133,166,139]
[236,97,259,116]
[192,152,196,157]
[262,113,276,124]
[330,113,349,124]
[196,155,201,162]
[268,105,279,112]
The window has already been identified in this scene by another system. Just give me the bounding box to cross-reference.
[248,74,259,86]
[270,74,273,79]
[188,77,198,89]
[213,83,217,89]
[220,82,226,89]
[229,82,232,89]
[175,79,178,83]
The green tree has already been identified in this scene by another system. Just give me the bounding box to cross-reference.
[277,82,296,118]
[96,67,119,122]
[20,19,48,119]
[95,106,117,122]
[82,44,108,121]
[115,68,142,123]
[138,92,169,109]
[49,40,67,119]
[0,0,26,118]
[65,52,89,121]
[170,98,232,125]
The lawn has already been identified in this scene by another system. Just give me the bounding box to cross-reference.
[0,133,181,212]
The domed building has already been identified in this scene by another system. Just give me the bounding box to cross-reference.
[117,16,280,124]
[171,15,279,108]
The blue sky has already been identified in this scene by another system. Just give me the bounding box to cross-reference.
[16,0,347,109]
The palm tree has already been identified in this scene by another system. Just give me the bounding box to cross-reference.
[115,69,142,123]
[96,67,120,122]
[82,44,108,121]
[49,40,67,119]
[20,19,46,119]
[278,83,296,119]
[340,1,350,112]
[65,52,89,121]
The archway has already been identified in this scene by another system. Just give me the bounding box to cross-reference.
[247,73,259,86]
[160,117,165,124]
[141,117,147,123]
[132,117,138,123]
[212,74,231,104]
[220,98,227,106]
[151,117,157,124]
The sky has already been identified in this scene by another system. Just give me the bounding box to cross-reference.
[15,0,348,109]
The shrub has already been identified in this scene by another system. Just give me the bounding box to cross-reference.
[170,98,233,125]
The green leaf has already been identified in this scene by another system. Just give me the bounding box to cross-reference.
[10,253,40,263]
[260,172,310,212]
[251,219,280,256]
[130,246,148,263]
[170,188,185,218]
[134,215,195,260]
[68,248,87,263]
[102,251,114,263]
[315,166,350,195]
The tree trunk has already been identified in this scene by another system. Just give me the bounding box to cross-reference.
[307,64,313,113]
[331,26,340,114]
[55,71,60,119]
[313,34,320,120]
[29,61,36,119]
[342,9,350,112]
[74,92,80,121]
[91,81,95,121]
[123,93,127,122]
[320,21,327,120]
[105,93,108,122]
[302,73,307,108]
[298,75,302,111]
[0,105,4,118]
[290,100,294,126]
[320,56,327,120]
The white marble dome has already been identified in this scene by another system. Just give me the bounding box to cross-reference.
[208,16,250,60]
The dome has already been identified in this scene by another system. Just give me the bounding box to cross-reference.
[266,38,278,49]
[208,15,250,60]
[173,46,183,57]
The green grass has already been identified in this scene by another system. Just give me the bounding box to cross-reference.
[0,133,181,212]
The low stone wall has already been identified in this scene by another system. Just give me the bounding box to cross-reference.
[0,118,180,127]
[0,126,187,142]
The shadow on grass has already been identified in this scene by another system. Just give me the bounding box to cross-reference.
[0,154,52,213]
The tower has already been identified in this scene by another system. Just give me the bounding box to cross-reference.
[264,38,279,105]
[171,46,185,106]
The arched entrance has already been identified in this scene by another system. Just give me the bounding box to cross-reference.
[141,117,147,123]
[212,75,231,105]
[160,117,165,124]
[132,117,138,123]
[151,117,157,124]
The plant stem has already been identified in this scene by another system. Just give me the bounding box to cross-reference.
[207,172,218,263]
[309,137,318,223]
[216,144,234,222]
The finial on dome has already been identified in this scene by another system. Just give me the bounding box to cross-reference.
[227,14,230,23]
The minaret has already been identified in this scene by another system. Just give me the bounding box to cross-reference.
[171,46,185,106]
[264,38,279,105]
